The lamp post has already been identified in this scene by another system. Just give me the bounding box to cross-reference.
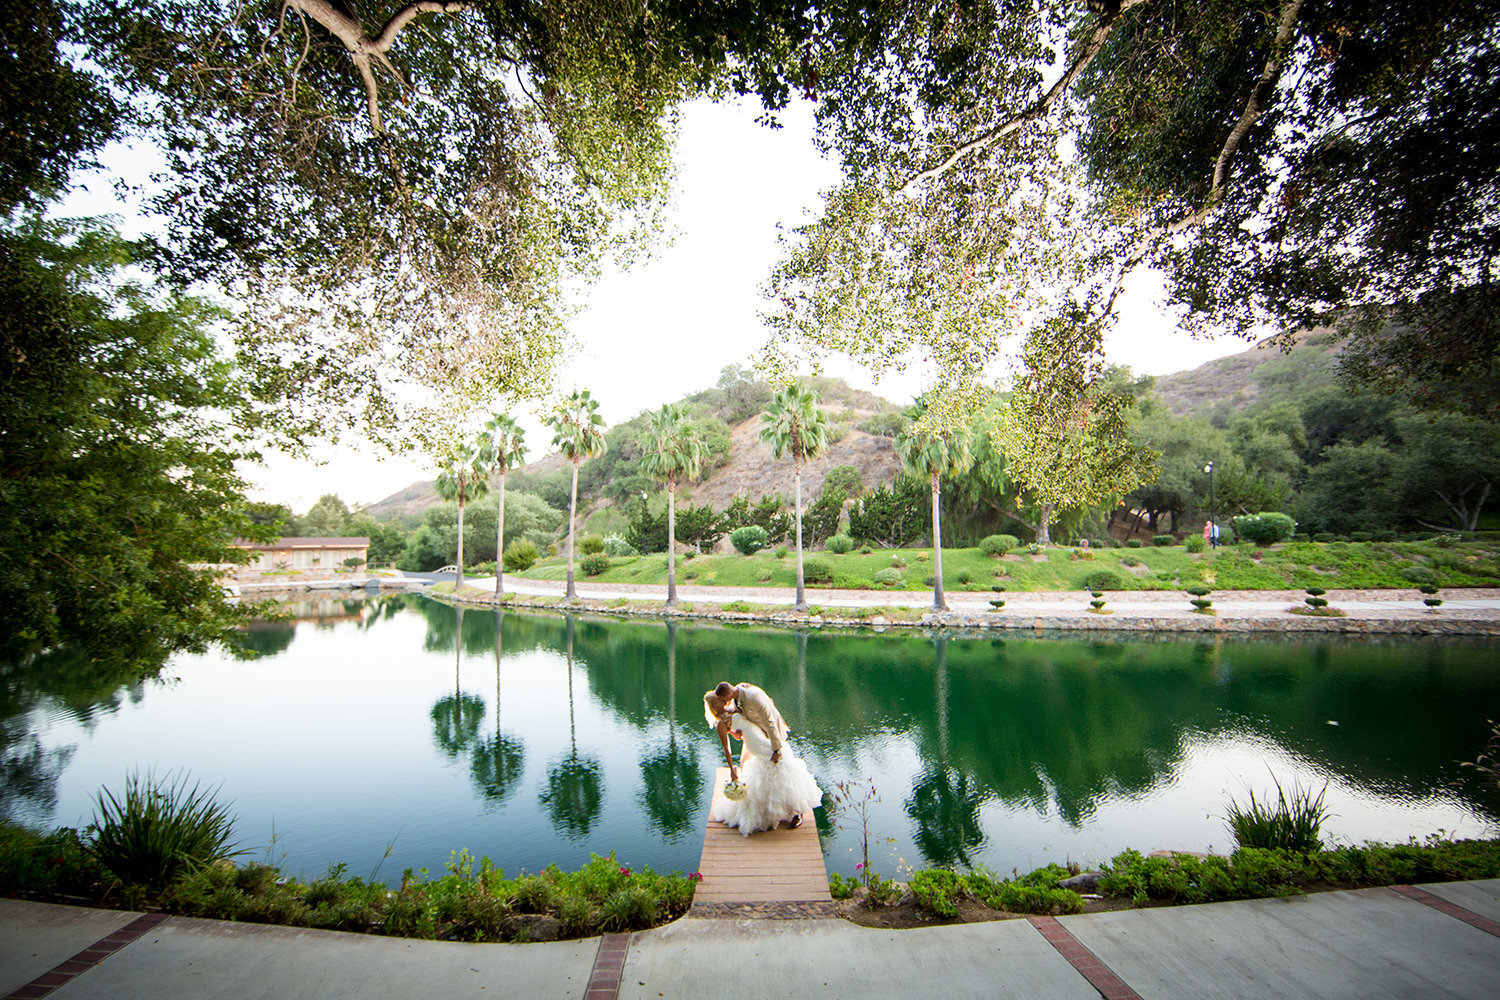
[1204,462,1216,548]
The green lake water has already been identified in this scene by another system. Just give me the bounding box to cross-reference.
[4,593,1498,883]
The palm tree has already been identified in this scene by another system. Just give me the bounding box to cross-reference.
[759,383,829,611]
[478,413,527,598]
[435,442,489,590]
[637,403,706,607]
[896,399,973,611]
[546,389,608,602]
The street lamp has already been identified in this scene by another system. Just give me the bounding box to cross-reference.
[1204,462,1216,548]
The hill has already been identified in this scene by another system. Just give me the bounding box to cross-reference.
[1152,328,1337,416]
[364,376,905,521]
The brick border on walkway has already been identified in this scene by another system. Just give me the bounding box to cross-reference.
[1029,915,1143,1000]
[1388,884,1500,939]
[4,912,167,1000]
[584,932,631,1000]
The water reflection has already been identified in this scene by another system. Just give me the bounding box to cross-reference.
[468,610,525,808]
[5,594,1499,882]
[637,622,703,837]
[540,616,603,840]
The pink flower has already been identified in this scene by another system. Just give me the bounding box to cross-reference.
[619,866,632,876]
[689,872,703,882]
[855,863,864,870]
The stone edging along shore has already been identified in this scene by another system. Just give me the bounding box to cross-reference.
[422,583,1500,637]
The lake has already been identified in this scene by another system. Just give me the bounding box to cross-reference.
[5,593,1498,883]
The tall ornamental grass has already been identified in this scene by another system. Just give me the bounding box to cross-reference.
[89,771,241,887]
[1225,778,1329,853]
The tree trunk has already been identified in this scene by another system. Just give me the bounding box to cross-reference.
[793,459,807,611]
[495,470,506,597]
[666,480,678,607]
[1036,503,1054,546]
[455,488,466,589]
[930,471,947,611]
[565,461,579,601]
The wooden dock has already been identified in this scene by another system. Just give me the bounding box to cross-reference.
[692,767,830,909]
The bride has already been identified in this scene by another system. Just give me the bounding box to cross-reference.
[704,684,822,835]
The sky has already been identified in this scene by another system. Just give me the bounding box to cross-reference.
[66,94,1248,514]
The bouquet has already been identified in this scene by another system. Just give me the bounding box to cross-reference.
[723,779,747,801]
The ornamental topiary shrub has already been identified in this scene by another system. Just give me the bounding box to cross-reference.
[1152,534,1175,547]
[502,538,539,572]
[980,534,1021,557]
[579,534,605,555]
[580,552,610,576]
[729,525,769,555]
[827,534,854,554]
[873,567,904,588]
[1232,513,1297,546]
[1124,538,1143,548]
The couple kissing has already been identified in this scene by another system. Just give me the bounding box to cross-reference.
[703,681,822,836]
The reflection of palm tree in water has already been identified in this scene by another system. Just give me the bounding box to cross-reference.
[638,620,702,836]
[470,608,524,805]
[541,615,602,839]
[431,606,484,757]
[906,636,989,867]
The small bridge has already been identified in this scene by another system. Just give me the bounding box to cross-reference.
[691,767,832,915]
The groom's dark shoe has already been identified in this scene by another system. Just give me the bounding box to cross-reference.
[790,813,803,828]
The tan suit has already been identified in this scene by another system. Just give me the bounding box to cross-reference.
[734,682,788,756]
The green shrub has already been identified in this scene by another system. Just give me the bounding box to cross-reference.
[579,534,605,555]
[1371,530,1397,542]
[827,534,854,554]
[1232,513,1297,546]
[980,534,1021,557]
[1124,538,1143,548]
[503,538,539,572]
[1078,568,1128,591]
[1401,565,1439,585]
[729,525,769,555]
[873,567,904,587]
[1185,536,1206,553]
[1349,531,1372,542]
[580,552,610,576]
[1226,779,1329,853]
[89,771,242,888]
[831,574,872,589]
[1152,534,1174,547]
[802,559,832,583]
[1313,532,1336,543]
[602,535,637,557]
[957,570,973,585]
[774,545,788,559]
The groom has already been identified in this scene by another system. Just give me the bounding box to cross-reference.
[715,681,789,763]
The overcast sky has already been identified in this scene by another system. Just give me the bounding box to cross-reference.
[68,94,1247,513]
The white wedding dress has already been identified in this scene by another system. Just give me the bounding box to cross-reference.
[710,711,822,835]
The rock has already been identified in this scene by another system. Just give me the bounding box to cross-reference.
[1058,871,1104,893]
[505,914,561,941]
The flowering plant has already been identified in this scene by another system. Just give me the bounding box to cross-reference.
[723,780,747,801]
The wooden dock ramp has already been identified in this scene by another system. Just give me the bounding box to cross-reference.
[692,767,831,911]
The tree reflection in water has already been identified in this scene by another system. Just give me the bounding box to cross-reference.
[470,608,525,807]
[637,621,703,836]
[541,615,602,839]
[431,606,484,757]
[905,638,990,867]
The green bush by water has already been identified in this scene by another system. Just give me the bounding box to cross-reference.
[1225,779,1329,852]
[88,771,242,888]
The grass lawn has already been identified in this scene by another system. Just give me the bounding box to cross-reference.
[511,537,1500,593]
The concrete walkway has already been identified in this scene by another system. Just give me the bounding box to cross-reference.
[4,880,1499,999]
[450,576,1500,634]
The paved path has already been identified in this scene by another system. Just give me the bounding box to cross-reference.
[451,577,1500,631]
[5,879,1500,999]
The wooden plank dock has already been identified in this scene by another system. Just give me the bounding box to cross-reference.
[692,767,830,908]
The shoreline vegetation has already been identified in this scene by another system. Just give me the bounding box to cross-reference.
[4,820,1498,941]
